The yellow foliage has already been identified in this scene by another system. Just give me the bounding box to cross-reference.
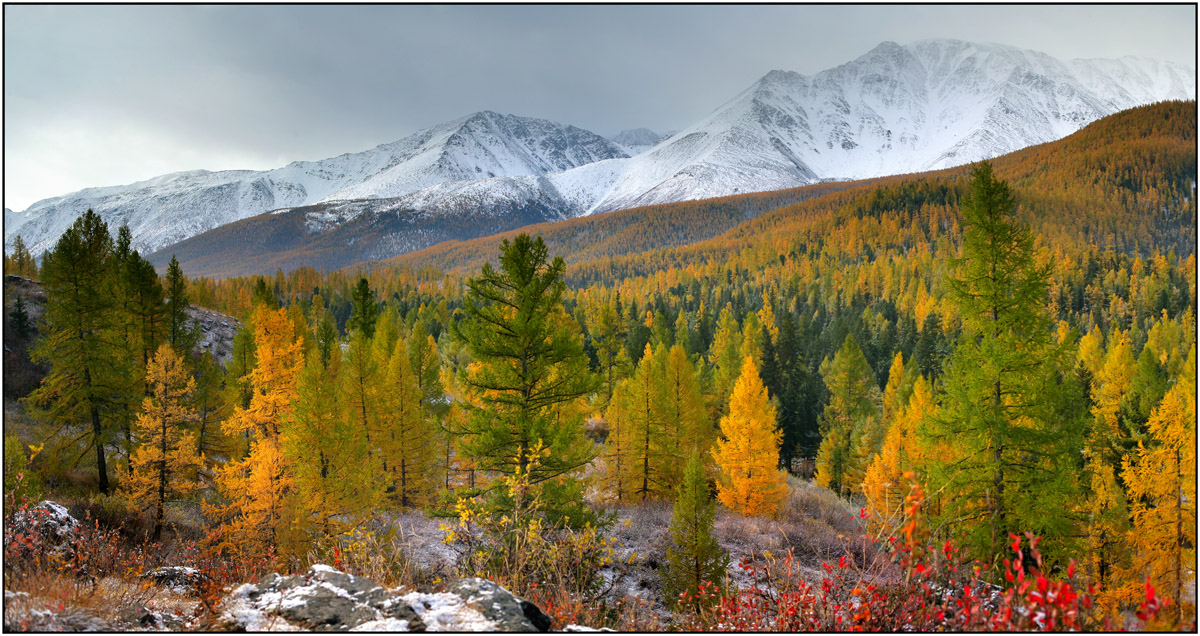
[862,376,935,535]
[222,305,303,439]
[125,344,203,539]
[1077,328,1105,376]
[1121,363,1196,622]
[208,305,303,559]
[712,356,787,517]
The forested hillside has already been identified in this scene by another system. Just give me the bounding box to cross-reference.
[4,101,1195,631]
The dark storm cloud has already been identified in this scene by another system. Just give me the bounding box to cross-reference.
[4,4,1194,211]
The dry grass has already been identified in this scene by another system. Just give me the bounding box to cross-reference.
[305,511,451,590]
[3,571,201,631]
[589,474,875,618]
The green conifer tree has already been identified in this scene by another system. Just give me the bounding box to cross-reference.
[347,277,380,339]
[925,162,1084,564]
[452,234,597,525]
[814,334,880,496]
[25,210,132,494]
[664,452,728,614]
[164,255,198,355]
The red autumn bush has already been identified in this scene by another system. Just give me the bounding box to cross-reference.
[686,479,1185,632]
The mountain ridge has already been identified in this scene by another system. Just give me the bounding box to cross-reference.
[8,38,1194,264]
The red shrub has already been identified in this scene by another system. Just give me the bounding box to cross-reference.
[691,480,1177,632]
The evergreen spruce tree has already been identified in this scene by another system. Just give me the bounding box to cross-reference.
[11,296,31,341]
[452,234,597,525]
[346,277,380,338]
[225,320,257,457]
[314,309,340,370]
[664,452,728,613]
[191,351,230,461]
[591,296,631,412]
[673,310,692,357]
[125,252,166,369]
[813,334,880,496]
[163,256,198,355]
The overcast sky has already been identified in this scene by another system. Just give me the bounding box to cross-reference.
[4,4,1195,212]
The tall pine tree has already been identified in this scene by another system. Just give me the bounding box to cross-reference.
[452,234,597,525]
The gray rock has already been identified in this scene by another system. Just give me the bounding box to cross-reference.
[221,565,424,631]
[218,566,556,632]
[142,566,209,594]
[11,500,78,541]
[449,578,552,632]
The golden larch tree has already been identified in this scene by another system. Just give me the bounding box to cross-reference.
[126,344,203,541]
[713,355,787,517]
[862,375,935,536]
[208,304,304,559]
[1121,359,1196,624]
[1082,330,1136,602]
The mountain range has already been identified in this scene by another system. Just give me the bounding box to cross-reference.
[6,38,1194,274]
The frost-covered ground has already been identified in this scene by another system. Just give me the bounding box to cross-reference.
[374,474,863,621]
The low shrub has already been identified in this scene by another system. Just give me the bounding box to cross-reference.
[680,476,1190,632]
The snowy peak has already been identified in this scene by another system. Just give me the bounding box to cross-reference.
[7,112,626,255]
[609,128,665,155]
[322,111,627,201]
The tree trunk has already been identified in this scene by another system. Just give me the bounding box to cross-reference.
[92,408,109,495]
[1174,447,1182,623]
[154,418,168,541]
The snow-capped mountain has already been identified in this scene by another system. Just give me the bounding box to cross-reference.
[8,39,1195,261]
[408,39,1195,217]
[4,208,25,236]
[609,128,665,155]
[6,111,627,256]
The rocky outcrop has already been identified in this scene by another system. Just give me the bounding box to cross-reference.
[217,564,552,632]
[142,566,210,595]
[2,275,240,368]
[10,500,79,542]
[446,578,551,631]
[186,305,239,367]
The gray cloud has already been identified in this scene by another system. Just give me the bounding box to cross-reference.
[4,4,1194,211]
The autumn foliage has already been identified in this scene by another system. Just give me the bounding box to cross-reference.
[712,356,788,517]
